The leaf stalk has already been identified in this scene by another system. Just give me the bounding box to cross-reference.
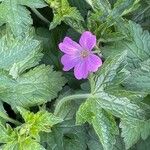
[54,93,91,116]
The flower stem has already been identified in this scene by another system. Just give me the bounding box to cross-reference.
[30,8,50,24]
[54,94,91,116]
[0,112,21,126]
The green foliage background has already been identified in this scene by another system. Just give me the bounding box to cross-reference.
[0,0,149,150]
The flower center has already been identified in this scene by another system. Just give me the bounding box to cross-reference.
[80,50,89,58]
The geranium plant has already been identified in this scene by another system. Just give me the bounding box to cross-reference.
[0,0,149,150]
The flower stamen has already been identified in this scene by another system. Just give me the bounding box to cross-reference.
[80,50,89,58]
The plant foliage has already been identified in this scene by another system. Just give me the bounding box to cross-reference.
[0,0,149,150]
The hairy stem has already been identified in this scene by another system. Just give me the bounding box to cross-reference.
[54,94,91,116]
[31,8,50,24]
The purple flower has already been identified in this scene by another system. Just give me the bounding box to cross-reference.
[59,31,102,80]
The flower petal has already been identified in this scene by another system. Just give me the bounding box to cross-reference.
[74,61,89,80]
[59,37,82,54]
[79,31,96,51]
[61,54,79,71]
[87,54,102,72]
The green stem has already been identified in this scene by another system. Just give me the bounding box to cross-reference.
[0,112,21,126]
[93,50,101,54]
[31,8,50,24]
[54,94,91,116]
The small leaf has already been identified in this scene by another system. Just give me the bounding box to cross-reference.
[17,107,63,139]
[0,123,16,144]
[47,0,84,32]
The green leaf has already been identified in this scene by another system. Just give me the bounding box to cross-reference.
[95,92,148,120]
[132,136,150,150]
[17,107,63,139]
[0,65,66,109]
[124,59,150,93]
[35,26,68,69]
[55,89,80,120]
[123,21,150,70]
[76,99,94,124]
[90,52,127,92]
[86,126,104,150]
[68,0,89,17]
[40,119,87,150]
[0,123,16,144]
[131,1,150,31]
[85,0,111,13]
[0,0,46,36]
[102,21,150,70]
[102,21,150,94]
[63,7,84,33]
[86,0,140,38]
[0,107,62,150]
[111,0,140,17]
[2,138,46,150]
[0,34,43,77]
[100,32,126,43]
[76,52,150,150]
[92,108,119,150]
[77,98,119,150]
[120,22,150,94]
[0,101,13,124]
[0,101,8,119]
[18,0,47,8]
[49,13,63,30]
[90,53,148,120]
[47,0,84,32]
[0,0,31,36]
[120,119,150,149]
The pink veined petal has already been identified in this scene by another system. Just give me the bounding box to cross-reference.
[59,37,82,55]
[61,54,79,71]
[87,54,102,72]
[74,61,89,80]
[79,31,96,51]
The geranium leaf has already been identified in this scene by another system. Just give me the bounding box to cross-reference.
[18,0,47,8]
[0,34,43,77]
[120,119,150,149]
[0,0,46,36]
[76,52,150,150]
[17,107,63,139]
[40,119,87,150]
[0,65,66,109]
[46,0,84,32]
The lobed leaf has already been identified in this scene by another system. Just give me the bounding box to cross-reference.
[0,34,43,78]
[0,65,66,109]
[18,107,63,139]
[120,119,150,149]
[0,0,46,36]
